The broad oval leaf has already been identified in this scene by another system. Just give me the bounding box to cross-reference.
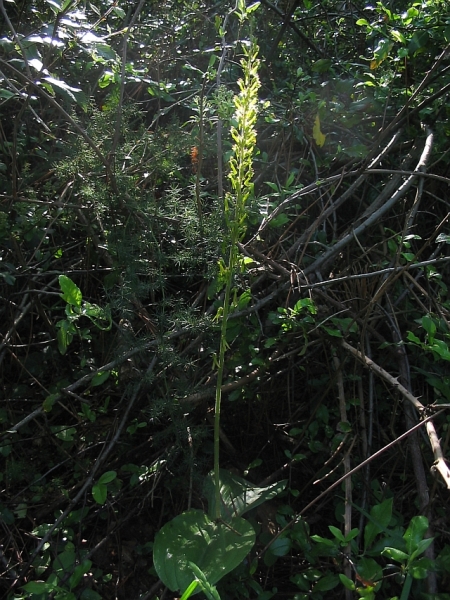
[92,483,107,505]
[98,470,117,485]
[204,468,286,520]
[153,509,255,594]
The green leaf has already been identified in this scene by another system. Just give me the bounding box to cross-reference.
[59,275,82,307]
[313,573,340,591]
[409,536,434,562]
[322,326,342,337]
[408,31,429,54]
[203,469,286,520]
[364,498,393,550]
[22,581,53,594]
[421,315,436,340]
[382,547,409,563]
[0,89,16,99]
[430,339,450,361]
[92,483,107,505]
[409,556,434,579]
[339,574,355,590]
[98,471,117,485]
[436,233,450,244]
[81,302,112,330]
[69,560,92,590]
[43,392,59,412]
[186,563,221,600]
[56,320,74,355]
[312,59,332,73]
[53,548,76,573]
[407,331,422,345]
[403,515,429,555]
[390,29,406,44]
[90,371,110,387]
[180,579,200,600]
[54,426,77,442]
[310,535,336,547]
[153,509,255,593]
[357,558,383,585]
[268,536,291,556]
[329,525,346,543]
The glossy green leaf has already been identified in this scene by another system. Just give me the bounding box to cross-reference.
[153,509,255,593]
[203,469,286,520]
[382,546,409,562]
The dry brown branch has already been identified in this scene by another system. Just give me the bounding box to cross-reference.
[341,340,450,489]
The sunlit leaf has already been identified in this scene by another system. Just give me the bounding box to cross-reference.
[154,509,255,593]
[313,114,326,147]
[59,275,82,307]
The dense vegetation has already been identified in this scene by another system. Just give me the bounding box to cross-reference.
[1,0,450,598]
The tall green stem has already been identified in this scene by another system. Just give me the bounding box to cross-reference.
[213,39,260,518]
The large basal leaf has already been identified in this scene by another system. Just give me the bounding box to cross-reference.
[203,469,287,521]
[153,509,255,594]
